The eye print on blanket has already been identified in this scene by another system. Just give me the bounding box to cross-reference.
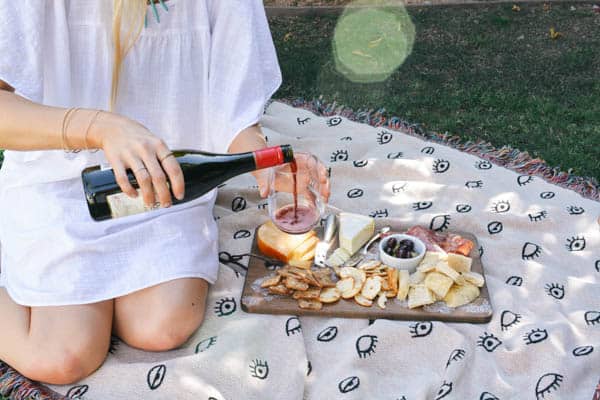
[433,159,450,173]
[410,321,433,338]
[545,283,565,300]
[500,310,522,331]
[479,246,484,257]
[421,146,435,154]
[347,188,364,199]
[338,376,360,393]
[249,359,269,380]
[528,210,548,222]
[109,336,120,354]
[147,364,167,390]
[540,191,556,199]
[435,381,453,400]
[233,229,252,240]
[572,345,594,357]
[535,372,563,400]
[331,150,349,162]
[487,221,503,235]
[465,180,484,189]
[456,204,472,213]
[327,117,342,127]
[477,332,502,352]
[506,275,523,286]
[480,392,500,400]
[517,175,534,186]
[286,317,302,336]
[377,130,393,145]
[353,160,368,168]
[387,151,404,159]
[491,200,510,213]
[66,384,89,399]
[231,196,247,212]
[297,117,310,125]
[522,242,542,261]
[475,160,492,170]
[370,209,389,218]
[430,215,451,232]
[584,311,600,326]
[413,201,433,211]
[340,136,353,141]
[392,182,408,194]
[445,349,466,368]
[214,297,237,317]
[523,328,548,345]
[317,326,338,342]
[195,336,217,353]
[356,335,378,358]
[566,205,585,215]
[565,235,586,251]
[596,260,600,273]
[307,361,312,376]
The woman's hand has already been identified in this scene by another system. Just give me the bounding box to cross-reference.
[88,112,185,208]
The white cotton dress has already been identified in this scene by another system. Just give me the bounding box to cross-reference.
[0,0,282,306]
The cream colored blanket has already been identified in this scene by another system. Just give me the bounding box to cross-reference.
[50,100,600,400]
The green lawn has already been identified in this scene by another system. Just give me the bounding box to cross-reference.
[1,3,598,183]
[269,2,600,181]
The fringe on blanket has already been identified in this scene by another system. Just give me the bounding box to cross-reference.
[275,96,600,203]
[0,362,65,400]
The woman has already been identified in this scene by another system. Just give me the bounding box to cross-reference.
[0,0,329,385]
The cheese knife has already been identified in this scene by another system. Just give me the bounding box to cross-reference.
[314,214,338,267]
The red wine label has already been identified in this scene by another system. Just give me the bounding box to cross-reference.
[254,146,285,169]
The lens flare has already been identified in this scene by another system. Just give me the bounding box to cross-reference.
[333,0,416,83]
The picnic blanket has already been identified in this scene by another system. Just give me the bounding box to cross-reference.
[33,99,600,399]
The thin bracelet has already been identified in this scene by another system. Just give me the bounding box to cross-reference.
[64,108,83,153]
[84,110,103,153]
[61,108,78,153]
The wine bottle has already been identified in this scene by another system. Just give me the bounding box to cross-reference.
[82,144,294,221]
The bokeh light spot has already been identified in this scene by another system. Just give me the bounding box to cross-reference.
[333,1,416,83]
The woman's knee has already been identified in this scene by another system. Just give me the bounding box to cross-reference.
[22,339,108,385]
[121,305,206,351]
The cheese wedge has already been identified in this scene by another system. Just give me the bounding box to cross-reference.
[461,271,485,287]
[444,282,480,307]
[396,270,410,300]
[338,212,375,255]
[291,236,319,261]
[257,221,316,262]
[408,284,436,309]
[424,271,454,299]
[447,253,472,273]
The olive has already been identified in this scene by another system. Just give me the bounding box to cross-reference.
[387,238,397,249]
[400,249,411,259]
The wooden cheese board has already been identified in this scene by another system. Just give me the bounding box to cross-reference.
[241,222,493,323]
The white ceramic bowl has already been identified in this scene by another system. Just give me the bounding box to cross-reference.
[379,234,426,272]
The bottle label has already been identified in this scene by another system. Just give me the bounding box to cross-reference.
[106,189,162,218]
[254,146,285,169]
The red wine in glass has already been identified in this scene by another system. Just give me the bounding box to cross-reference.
[274,204,319,234]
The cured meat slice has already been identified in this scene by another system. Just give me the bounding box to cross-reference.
[406,226,445,253]
[406,226,474,256]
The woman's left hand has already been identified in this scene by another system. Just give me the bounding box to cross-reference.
[256,152,330,202]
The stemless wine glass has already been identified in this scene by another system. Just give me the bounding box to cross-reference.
[268,152,326,234]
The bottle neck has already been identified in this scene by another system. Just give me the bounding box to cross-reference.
[253,145,294,170]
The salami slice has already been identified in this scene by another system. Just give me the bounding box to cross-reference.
[406,226,474,256]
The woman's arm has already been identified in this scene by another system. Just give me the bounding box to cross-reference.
[0,84,184,208]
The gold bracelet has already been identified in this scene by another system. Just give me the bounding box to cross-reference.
[65,108,83,153]
[61,108,78,153]
[84,110,103,153]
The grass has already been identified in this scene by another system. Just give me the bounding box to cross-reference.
[1,3,598,183]
[268,2,600,181]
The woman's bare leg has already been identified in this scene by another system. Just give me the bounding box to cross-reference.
[113,278,208,351]
[0,288,113,385]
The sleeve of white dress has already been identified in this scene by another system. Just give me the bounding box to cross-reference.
[0,1,45,102]
[206,0,283,153]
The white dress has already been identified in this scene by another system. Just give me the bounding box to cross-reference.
[0,0,282,306]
